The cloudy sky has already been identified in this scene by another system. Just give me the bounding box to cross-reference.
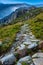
[0,0,43,4]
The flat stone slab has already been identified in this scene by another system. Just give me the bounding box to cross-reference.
[27,43,38,49]
[33,58,43,65]
[32,53,43,58]
[32,53,43,65]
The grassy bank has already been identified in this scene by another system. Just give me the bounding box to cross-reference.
[26,13,43,40]
[0,22,23,53]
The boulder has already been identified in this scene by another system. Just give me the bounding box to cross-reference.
[16,44,27,58]
[0,53,16,65]
[27,43,38,51]
[32,52,43,65]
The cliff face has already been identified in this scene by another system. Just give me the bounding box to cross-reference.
[0,7,30,26]
[0,3,30,26]
[0,12,17,25]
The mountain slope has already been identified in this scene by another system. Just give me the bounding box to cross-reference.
[27,13,43,40]
[0,7,43,53]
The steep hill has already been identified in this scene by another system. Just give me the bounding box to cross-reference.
[27,13,43,40]
[0,7,43,53]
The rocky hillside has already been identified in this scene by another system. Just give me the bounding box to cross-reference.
[0,5,43,26]
[0,6,29,26]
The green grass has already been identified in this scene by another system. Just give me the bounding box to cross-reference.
[22,62,28,65]
[26,13,43,40]
[0,22,23,53]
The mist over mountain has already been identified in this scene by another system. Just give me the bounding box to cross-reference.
[0,3,31,19]
[0,3,30,10]
[0,2,43,23]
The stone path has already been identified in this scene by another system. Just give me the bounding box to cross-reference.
[0,24,43,65]
[10,24,39,52]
